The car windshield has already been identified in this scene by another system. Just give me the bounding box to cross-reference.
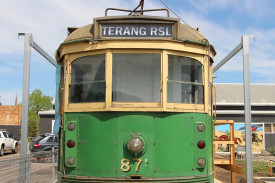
[33,135,46,142]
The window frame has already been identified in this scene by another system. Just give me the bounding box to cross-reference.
[3,132,7,138]
[110,49,162,109]
[64,49,207,113]
[69,53,106,104]
[164,51,205,111]
[46,136,54,143]
[166,54,204,105]
[264,123,275,134]
[66,50,107,111]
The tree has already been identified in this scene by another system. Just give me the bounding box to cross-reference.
[28,110,40,137]
[29,89,53,115]
[28,89,53,137]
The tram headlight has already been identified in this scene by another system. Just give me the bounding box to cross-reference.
[127,137,144,154]
[67,157,75,166]
[67,140,75,148]
[197,123,205,132]
[67,122,76,131]
[197,141,206,149]
[197,158,206,167]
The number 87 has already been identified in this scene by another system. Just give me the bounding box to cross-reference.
[120,158,143,172]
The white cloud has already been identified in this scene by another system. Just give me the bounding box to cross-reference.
[187,0,229,14]
[186,0,275,20]
[0,0,157,105]
[243,0,275,20]
[0,0,274,106]
[0,0,141,55]
[172,3,275,83]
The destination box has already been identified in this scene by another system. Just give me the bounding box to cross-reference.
[101,24,172,37]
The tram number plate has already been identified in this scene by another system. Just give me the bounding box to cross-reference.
[120,158,148,172]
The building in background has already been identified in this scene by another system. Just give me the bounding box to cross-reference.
[0,105,22,140]
[38,110,55,134]
[38,99,55,135]
[215,83,275,150]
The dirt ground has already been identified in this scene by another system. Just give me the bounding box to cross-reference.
[215,168,266,183]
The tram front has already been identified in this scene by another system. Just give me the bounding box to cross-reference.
[55,9,216,183]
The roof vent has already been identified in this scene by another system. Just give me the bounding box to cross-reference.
[67,27,78,35]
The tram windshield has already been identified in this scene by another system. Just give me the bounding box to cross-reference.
[112,53,161,102]
[69,54,105,103]
[68,53,204,106]
[167,55,203,104]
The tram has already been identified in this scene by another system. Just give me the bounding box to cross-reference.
[55,3,216,183]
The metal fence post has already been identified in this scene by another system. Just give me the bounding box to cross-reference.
[18,33,32,183]
[52,147,55,182]
[18,32,57,182]
[28,151,31,183]
[242,35,255,183]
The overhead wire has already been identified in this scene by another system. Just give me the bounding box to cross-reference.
[158,0,206,41]
[158,0,212,63]
[158,0,212,107]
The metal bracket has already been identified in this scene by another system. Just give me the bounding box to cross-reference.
[18,33,57,183]
[213,35,256,183]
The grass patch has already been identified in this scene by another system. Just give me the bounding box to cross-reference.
[236,159,271,176]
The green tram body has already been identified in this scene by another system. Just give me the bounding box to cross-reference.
[55,12,216,183]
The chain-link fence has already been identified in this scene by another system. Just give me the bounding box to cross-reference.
[0,149,57,183]
[235,146,275,173]
[215,145,275,177]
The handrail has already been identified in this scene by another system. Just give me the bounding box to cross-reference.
[105,8,170,17]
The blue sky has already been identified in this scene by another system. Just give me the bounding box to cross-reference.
[215,123,263,133]
[0,0,275,105]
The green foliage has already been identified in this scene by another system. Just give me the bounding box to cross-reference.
[29,89,53,115]
[237,160,271,176]
[253,166,259,172]
[28,110,39,137]
[28,89,53,137]
[267,146,275,156]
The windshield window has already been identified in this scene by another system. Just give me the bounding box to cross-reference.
[7,132,12,138]
[47,137,54,142]
[112,53,161,102]
[167,55,203,104]
[3,132,7,138]
[69,54,105,103]
[33,135,45,142]
[54,136,58,142]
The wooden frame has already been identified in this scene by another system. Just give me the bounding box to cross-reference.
[213,120,243,183]
[64,47,210,113]
[165,50,206,112]
[65,50,107,112]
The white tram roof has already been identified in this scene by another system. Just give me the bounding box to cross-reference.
[214,83,275,105]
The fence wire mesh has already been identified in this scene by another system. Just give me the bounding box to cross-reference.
[235,147,275,172]
[215,146,275,176]
[0,150,57,183]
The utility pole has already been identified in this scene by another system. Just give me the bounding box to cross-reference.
[213,35,255,183]
[18,33,57,183]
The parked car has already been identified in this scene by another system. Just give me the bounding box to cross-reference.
[0,129,18,156]
[29,133,58,152]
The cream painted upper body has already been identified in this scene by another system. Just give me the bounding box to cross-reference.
[56,15,215,115]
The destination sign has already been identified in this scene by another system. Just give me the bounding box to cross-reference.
[101,24,172,38]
